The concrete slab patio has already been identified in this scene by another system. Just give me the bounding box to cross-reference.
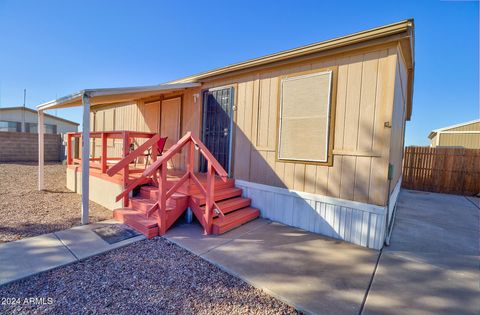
[165,219,380,314]
[0,220,145,285]
[363,190,480,315]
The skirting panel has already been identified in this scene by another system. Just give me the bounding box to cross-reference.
[66,168,122,210]
[387,177,402,225]
[235,180,387,250]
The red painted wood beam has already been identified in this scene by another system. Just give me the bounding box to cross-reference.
[106,134,160,177]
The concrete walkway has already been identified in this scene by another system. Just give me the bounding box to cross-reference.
[166,191,480,315]
[165,219,379,314]
[0,220,145,285]
[363,190,480,315]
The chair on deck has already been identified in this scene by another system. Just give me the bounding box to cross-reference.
[138,136,167,168]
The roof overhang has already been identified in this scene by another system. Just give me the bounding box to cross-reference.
[170,20,414,84]
[0,106,79,125]
[36,82,201,111]
[36,20,415,120]
[169,19,415,120]
[428,119,480,139]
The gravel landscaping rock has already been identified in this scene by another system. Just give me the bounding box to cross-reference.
[0,163,112,243]
[0,238,298,314]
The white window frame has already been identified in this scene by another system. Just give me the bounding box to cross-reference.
[278,70,333,163]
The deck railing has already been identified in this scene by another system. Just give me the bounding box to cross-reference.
[66,131,158,206]
[109,131,228,235]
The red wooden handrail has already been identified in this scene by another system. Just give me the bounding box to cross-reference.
[190,133,228,179]
[106,134,160,176]
[142,133,192,177]
[142,132,228,180]
[66,130,159,207]
[113,131,229,235]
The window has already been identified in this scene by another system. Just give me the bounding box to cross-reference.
[25,122,37,133]
[45,124,57,134]
[24,123,57,134]
[277,69,336,164]
[0,121,21,132]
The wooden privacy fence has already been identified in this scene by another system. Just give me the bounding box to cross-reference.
[402,146,480,195]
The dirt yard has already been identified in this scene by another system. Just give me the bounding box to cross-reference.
[0,163,112,243]
[0,238,297,314]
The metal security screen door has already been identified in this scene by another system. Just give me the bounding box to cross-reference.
[200,87,234,175]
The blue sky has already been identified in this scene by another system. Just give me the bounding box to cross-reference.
[0,0,478,145]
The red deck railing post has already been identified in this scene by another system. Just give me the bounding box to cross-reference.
[204,161,214,235]
[157,162,167,235]
[151,141,158,164]
[110,132,229,235]
[101,132,107,173]
[79,134,82,164]
[66,133,73,165]
[186,140,194,186]
[122,131,130,207]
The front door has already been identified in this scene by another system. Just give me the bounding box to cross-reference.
[200,87,234,175]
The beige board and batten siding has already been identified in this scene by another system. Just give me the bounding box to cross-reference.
[202,44,400,207]
[387,44,408,193]
[90,101,140,158]
[200,44,403,249]
[89,88,202,168]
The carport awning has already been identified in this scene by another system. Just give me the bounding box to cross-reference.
[36,82,201,110]
[35,81,201,224]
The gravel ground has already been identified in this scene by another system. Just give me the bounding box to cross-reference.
[0,163,112,243]
[0,238,297,315]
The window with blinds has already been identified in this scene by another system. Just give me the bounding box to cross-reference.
[0,121,21,132]
[278,70,334,163]
[25,123,57,134]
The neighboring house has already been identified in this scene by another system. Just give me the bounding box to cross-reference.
[0,106,78,135]
[0,106,79,162]
[36,19,415,250]
[428,119,480,149]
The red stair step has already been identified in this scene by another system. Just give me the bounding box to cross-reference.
[113,208,137,222]
[124,214,159,239]
[113,208,159,239]
[139,186,157,199]
[130,197,176,214]
[184,178,235,194]
[192,187,243,205]
[139,186,187,201]
[212,207,260,234]
[201,197,251,216]
[130,197,155,211]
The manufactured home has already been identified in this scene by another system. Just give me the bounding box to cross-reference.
[36,20,414,250]
[428,119,480,149]
[0,106,78,134]
[0,106,78,162]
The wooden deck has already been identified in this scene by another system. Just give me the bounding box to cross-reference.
[69,164,231,189]
[67,131,261,237]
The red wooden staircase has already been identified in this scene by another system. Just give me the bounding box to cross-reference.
[107,132,260,238]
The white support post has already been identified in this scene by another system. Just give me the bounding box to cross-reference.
[38,110,45,190]
[81,93,91,224]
